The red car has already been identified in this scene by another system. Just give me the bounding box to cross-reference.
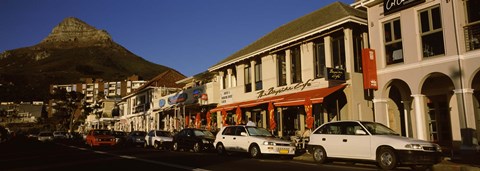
[85,129,116,147]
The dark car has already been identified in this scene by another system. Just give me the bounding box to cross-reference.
[125,131,147,147]
[112,131,127,145]
[172,128,215,153]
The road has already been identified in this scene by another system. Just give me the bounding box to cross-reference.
[0,137,410,171]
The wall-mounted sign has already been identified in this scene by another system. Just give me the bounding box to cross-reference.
[325,68,346,81]
[384,0,425,15]
[362,48,378,90]
[257,79,313,98]
[220,90,233,104]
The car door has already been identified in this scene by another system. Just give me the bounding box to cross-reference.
[219,127,236,151]
[313,123,344,157]
[336,122,371,159]
[233,126,249,152]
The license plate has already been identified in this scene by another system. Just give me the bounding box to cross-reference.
[279,149,289,154]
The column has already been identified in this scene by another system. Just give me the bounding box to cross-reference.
[324,36,332,68]
[454,88,478,146]
[250,60,256,91]
[218,71,224,90]
[411,94,428,140]
[285,49,292,85]
[401,100,413,138]
[227,68,232,88]
[343,28,353,73]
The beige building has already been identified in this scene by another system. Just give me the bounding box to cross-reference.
[208,2,371,138]
[355,0,480,154]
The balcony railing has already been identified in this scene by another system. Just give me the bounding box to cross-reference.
[464,21,480,51]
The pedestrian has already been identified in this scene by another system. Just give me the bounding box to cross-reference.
[246,118,256,127]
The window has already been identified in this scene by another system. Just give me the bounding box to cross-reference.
[314,39,326,78]
[353,33,364,73]
[419,6,444,57]
[277,52,287,86]
[244,64,252,93]
[254,60,262,91]
[332,35,346,69]
[291,46,302,83]
[384,19,403,65]
[465,0,480,51]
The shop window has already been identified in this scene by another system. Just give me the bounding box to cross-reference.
[332,35,346,69]
[277,52,287,86]
[254,60,262,91]
[465,0,480,51]
[314,39,326,78]
[291,46,302,83]
[419,6,445,57]
[384,19,403,65]
[244,65,252,93]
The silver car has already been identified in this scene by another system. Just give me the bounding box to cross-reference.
[38,131,54,142]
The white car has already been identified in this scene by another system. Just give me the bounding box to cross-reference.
[37,131,54,142]
[214,125,296,158]
[144,130,173,150]
[307,120,442,170]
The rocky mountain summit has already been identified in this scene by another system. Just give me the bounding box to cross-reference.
[40,17,112,47]
[0,17,180,102]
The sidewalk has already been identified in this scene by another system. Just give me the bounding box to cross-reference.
[293,152,480,171]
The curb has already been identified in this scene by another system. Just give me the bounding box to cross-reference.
[293,153,480,171]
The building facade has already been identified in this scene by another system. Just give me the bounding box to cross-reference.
[355,0,480,154]
[208,2,371,138]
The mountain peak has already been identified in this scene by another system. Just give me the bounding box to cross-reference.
[40,17,112,47]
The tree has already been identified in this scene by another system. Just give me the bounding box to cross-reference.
[49,87,85,132]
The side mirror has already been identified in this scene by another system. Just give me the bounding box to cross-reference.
[240,132,247,136]
[355,129,367,135]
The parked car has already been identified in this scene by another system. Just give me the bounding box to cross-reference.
[53,131,68,140]
[37,131,54,142]
[172,128,215,152]
[214,125,296,158]
[307,120,442,170]
[125,131,147,147]
[144,130,173,150]
[112,131,127,145]
[85,129,116,147]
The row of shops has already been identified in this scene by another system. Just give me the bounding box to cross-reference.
[80,0,480,155]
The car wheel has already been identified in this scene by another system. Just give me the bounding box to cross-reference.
[312,146,327,164]
[377,147,397,170]
[216,143,226,155]
[172,142,179,151]
[249,144,261,158]
[193,143,201,153]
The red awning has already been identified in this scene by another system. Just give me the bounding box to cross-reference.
[209,84,346,112]
[274,84,347,107]
[209,95,284,113]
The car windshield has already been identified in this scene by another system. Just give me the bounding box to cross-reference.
[361,122,399,135]
[131,131,146,136]
[156,131,172,137]
[93,130,112,135]
[193,130,214,137]
[246,127,274,137]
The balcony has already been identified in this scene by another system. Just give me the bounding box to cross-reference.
[464,21,480,51]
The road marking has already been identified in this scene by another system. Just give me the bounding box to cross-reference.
[62,144,211,171]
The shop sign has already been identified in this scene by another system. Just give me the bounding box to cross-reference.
[168,93,187,104]
[325,68,345,81]
[257,79,313,98]
[159,99,166,107]
[384,0,425,15]
[220,90,233,104]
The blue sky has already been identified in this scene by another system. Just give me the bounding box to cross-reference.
[0,0,353,77]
